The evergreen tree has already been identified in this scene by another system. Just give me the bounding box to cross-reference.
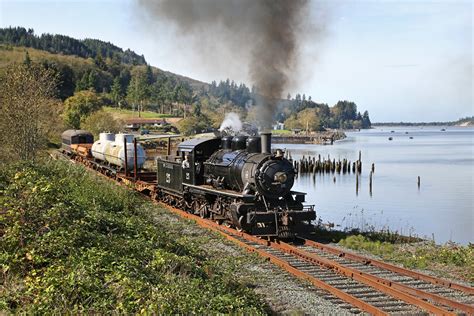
[87,70,99,92]
[75,72,89,92]
[362,110,371,128]
[94,52,107,70]
[23,51,31,66]
[126,68,149,112]
[110,77,123,105]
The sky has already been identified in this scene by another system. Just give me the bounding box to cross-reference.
[0,0,472,122]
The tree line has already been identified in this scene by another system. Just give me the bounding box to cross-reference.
[372,116,473,127]
[281,97,371,131]
[0,27,146,65]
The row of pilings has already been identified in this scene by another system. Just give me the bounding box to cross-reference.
[285,150,376,196]
[287,152,365,176]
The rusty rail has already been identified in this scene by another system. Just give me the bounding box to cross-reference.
[161,204,462,315]
[161,204,388,315]
[278,241,470,315]
[301,238,474,295]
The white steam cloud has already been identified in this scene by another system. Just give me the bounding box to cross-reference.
[219,112,242,133]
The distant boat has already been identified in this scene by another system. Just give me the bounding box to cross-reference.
[441,128,446,131]
[409,136,413,139]
[390,130,395,133]
[405,131,409,134]
[388,137,393,141]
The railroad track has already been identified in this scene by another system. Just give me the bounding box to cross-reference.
[163,204,474,315]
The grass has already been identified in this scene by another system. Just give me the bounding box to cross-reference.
[307,222,473,283]
[271,129,293,135]
[307,223,423,244]
[103,106,177,120]
[0,160,267,314]
[338,235,474,283]
[0,44,94,70]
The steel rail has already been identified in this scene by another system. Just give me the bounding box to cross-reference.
[301,238,474,296]
[161,204,457,315]
[299,239,474,314]
[211,222,467,314]
[276,241,468,315]
[161,204,388,315]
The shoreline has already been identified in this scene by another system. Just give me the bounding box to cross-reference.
[272,130,347,145]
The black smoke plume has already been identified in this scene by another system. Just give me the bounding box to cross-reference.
[137,0,311,129]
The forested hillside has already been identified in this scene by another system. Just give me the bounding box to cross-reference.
[0,27,371,135]
[0,26,146,65]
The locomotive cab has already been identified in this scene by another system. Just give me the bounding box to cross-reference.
[156,138,221,194]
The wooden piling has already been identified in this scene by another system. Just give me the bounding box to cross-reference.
[371,163,375,173]
[417,176,420,188]
[369,171,373,196]
[356,172,359,195]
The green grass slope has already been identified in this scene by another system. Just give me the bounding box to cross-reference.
[0,160,266,314]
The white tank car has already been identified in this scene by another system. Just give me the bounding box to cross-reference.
[91,132,114,161]
[91,133,146,170]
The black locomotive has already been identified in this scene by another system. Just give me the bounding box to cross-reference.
[156,133,315,238]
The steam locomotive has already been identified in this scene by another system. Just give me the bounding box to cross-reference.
[61,130,315,238]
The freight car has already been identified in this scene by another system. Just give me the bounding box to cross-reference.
[61,130,145,172]
[61,129,94,158]
[60,130,316,238]
[91,133,146,170]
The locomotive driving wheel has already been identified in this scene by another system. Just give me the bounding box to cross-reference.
[199,204,209,219]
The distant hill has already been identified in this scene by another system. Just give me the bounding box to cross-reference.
[373,116,474,127]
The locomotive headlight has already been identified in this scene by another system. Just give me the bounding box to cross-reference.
[274,172,288,183]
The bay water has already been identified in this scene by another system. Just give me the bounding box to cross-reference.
[275,127,473,245]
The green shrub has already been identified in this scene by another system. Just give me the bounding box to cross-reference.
[0,160,266,314]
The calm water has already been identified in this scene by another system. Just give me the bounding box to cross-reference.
[275,127,474,245]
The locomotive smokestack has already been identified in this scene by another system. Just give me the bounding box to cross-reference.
[260,132,272,154]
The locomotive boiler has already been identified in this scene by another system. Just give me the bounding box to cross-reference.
[204,133,295,199]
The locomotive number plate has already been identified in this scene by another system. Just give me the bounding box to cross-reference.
[162,163,174,169]
[166,173,171,183]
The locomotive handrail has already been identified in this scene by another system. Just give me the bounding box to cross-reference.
[183,183,255,200]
